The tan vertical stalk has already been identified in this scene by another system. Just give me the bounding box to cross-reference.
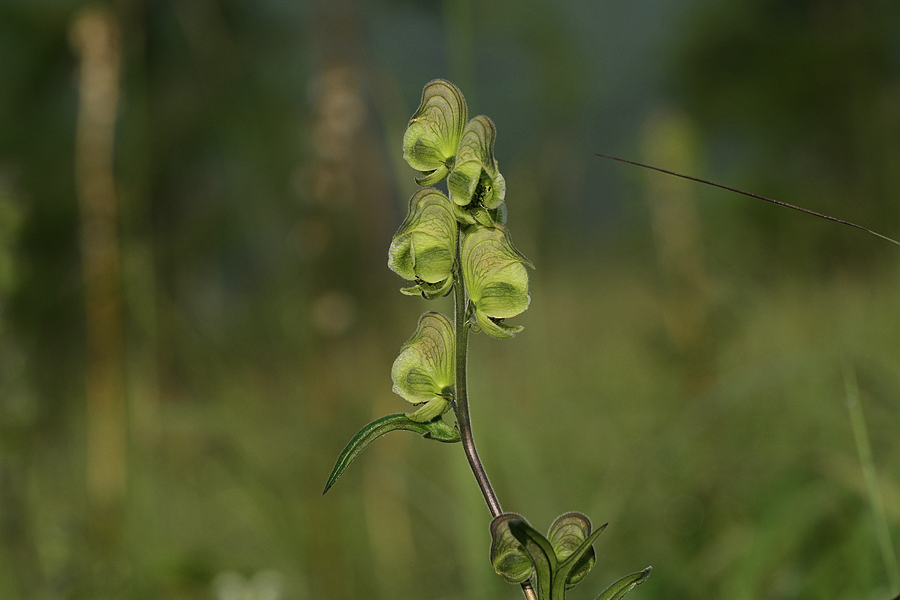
[641,108,714,392]
[70,8,126,517]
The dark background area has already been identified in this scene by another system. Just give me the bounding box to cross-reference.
[1,0,898,599]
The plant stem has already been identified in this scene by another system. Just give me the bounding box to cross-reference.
[452,231,538,600]
[843,361,900,594]
[452,233,502,518]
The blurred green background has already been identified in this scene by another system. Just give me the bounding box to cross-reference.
[1,0,899,599]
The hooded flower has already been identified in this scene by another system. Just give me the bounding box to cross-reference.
[402,79,467,186]
[448,116,506,225]
[391,312,455,422]
[547,512,598,588]
[388,188,457,299]
[490,514,535,585]
[490,512,608,595]
[461,225,533,339]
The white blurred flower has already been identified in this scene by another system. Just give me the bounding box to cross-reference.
[212,570,283,600]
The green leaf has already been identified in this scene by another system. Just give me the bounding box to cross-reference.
[490,514,535,584]
[548,513,603,588]
[593,567,652,600]
[448,116,506,212]
[509,518,557,600]
[391,312,455,415]
[403,79,467,185]
[553,525,606,596]
[388,188,457,296]
[461,225,533,339]
[322,414,460,494]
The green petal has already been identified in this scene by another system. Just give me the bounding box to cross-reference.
[403,80,467,183]
[447,116,506,212]
[447,160,482,206]
[399,277,453,300]
[474,309,522,340]
[388,188,457,285]
[477,262,530,318]
[391,312,455,404]
[406,397,452,423]
[415,165,451,187]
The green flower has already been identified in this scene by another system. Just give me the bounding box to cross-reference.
[547,513,597,588]
[490,512,600,590]
[491,513,535,584]
[403,79,467,186]
[391,312,455,422]
[461,225,533,339]
[448,116,506,225]
[490,512,636,600]
[388,188,457,299]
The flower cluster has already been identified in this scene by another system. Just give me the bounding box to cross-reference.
[388,79,533,420]
[490,512,651,599]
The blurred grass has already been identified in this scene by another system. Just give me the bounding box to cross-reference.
[1,1,900,599]
[6,247,900,600]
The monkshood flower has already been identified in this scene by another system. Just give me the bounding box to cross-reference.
[448,115,506,226]
[403,79,467,186]
[490,512,605,593]
[546,512,597,587]
[391,312,455,422]
[461,225,533,339]
[388,188,457,299]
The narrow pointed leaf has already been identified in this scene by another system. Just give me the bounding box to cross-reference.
[593,567,652,600]
[323,413,459,494]
[509,518,557,600]
[553,524,606,596]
